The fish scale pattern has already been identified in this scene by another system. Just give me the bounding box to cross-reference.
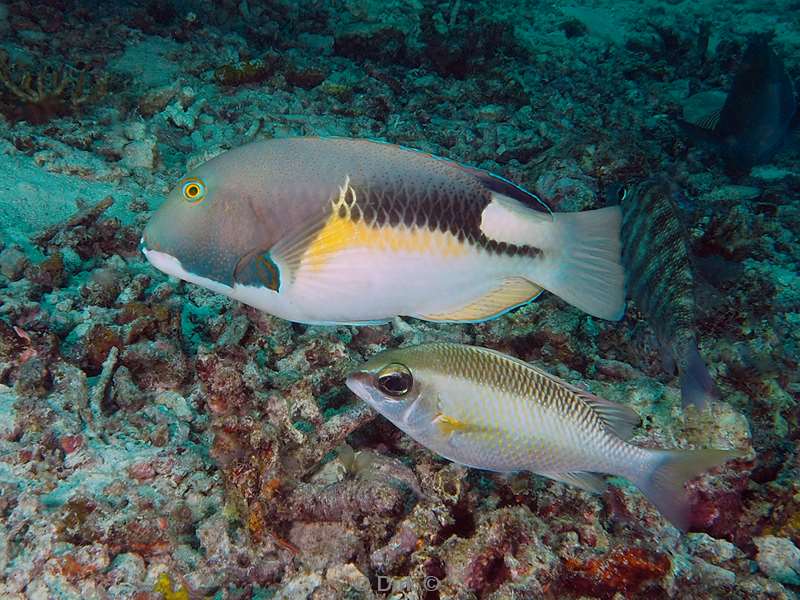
[428,343,605,435]
[344,169,543,259]
[622,178,695,346]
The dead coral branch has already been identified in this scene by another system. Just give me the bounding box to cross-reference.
[0,50,108,123]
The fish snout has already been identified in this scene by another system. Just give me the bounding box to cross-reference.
[345,371,374,400]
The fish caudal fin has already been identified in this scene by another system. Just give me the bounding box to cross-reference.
[679,344,718,410]
[536,206,626,320]
[634,448,740,531]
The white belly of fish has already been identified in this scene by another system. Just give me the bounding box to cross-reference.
[232,246,526,325]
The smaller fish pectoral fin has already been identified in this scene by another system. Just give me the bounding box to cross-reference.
[433,413,475,437]
[689,108,722,132]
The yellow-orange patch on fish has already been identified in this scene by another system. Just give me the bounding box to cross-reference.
[434,413,474,436]
[301,176,468,271]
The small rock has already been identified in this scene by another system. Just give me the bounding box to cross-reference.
[273,570,323,600]
[750,165,794,181]
[72,323,123,375]
[121,139,158,170]
[0,318,25,361]
[25,251,66,290]
[0,392,21,441]
[123,122,147,141]
[476,104,506,122]
[14,356,51,397]
[138,82,180,117]
[129,461,156,482]
[122,338,188,390]
[0,246,30,281]
[108,365,144,413]
[686,532,738,564]
[80,267,125,307]
[324,563,374,598]
[288,522,362,570]
[286,66,327,89]
[107,552,146,585]
[699,185,761,204]
[754,535,800,585]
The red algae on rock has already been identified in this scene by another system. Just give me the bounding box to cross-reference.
[561,547,671,599]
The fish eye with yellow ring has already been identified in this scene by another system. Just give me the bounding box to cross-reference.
[181,177,207,204]
[377,363,413,398]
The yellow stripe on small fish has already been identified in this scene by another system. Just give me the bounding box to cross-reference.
[302,176,468,271]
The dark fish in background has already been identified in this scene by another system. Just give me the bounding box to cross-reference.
[610,178,717,410]
[682,36,798,171]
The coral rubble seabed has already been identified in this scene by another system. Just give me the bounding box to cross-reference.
[0,0,799,598]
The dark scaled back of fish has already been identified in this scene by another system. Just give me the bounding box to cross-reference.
[685,35,797,171]
[615,177,717,409]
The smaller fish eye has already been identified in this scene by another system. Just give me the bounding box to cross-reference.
[617,185,628,202]
[376,363,413,397]
[181,178,207,204]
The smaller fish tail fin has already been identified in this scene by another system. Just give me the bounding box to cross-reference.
[679,344,718,410]
[634,448,741,531]
[535,206,626,320]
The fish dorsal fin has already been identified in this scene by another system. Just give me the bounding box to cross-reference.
[689,109,722,132]
[522,361,641,441]
[419,277,543,322]
[467,168,553,215]
[543,471,608,494]
[580,394,642,441]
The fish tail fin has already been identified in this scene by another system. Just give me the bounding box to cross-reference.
[679,343,718,410]
[633,448,741,531]
[534,206,626,320]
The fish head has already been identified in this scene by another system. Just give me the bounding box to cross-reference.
[141,147,272,291]
[346,347,438,434]
[602,181,629,206]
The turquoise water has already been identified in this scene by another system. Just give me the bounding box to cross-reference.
[0,1,798,598]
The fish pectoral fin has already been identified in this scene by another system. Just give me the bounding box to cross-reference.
[580,394,642,441]
[433,413,478,437]
[271,176,377,276]
[419,277,542,322]
[233,248,282,291]
[543,471,608,494]
[687,108,722,132]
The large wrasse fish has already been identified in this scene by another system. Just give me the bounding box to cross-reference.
[681,35,798,172]
[142,137,625,325]
[609,177,717,410]
[346,342,740,530]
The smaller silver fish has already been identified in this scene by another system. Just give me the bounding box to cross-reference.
[347,342,740,530]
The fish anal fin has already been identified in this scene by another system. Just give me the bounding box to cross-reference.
[544,471,608,494]
[420,277,542,322]
[581,394,642,441]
